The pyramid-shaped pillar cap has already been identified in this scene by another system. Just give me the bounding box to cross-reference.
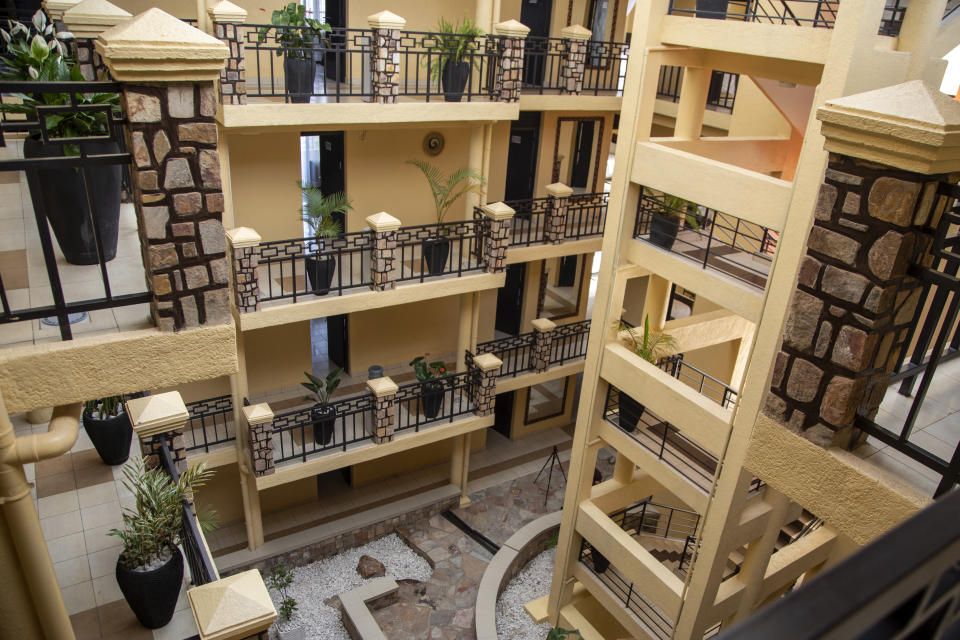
[817,80,960,175]
[43,0,82,21]
[531,317,557,332]
[366,212,402,232]
[226,226,262,248]
[494,19,531,38]
[368,10,406,30]
[95,8,228,82]
[367,376,399,398]
[545,182,574,198]
[473,352,503,372]
[188,570,277,640]
[480,201,516,221]
[63,0,132,40]
[126,391,189,438]
[242,403,273,427]
[560,24,593,41]
[209,0,247,24]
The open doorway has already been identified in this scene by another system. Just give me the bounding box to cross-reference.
[553,117,605,193]
[521,0,552,86]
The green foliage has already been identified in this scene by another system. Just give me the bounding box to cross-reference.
[83,395,124,419]
[547,628,583,639]
[266,564,298,627]
[258,2,330,58]
[659,193,700,232]
[424,16,484,80]
[405,159,485,227]
[301,368,343,406]
[299,182,352,242]
[409,355,448,382]
[109,459,216,571]
[546,532,559,549]
[619,315,677,364]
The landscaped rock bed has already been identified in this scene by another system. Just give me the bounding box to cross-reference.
[495,549,556,640]
[266,533,432,640]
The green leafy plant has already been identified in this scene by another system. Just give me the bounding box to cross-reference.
[424,16,484,80]
[301,368,343,406]
[109,458,216,571]
[547,628,583,639]
[258,2,330,59]
[405,159,485,228]
[659,193,700,232]
[410,355,449,382]
[266,564,299,629]
[619,315,676,364]
[83,395,124,419]
[299,182,352,243]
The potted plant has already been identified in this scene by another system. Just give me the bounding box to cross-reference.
[82,396,132,465]
[617,315,676,432]
[299,182,352,296]
[267,564,304,640]
[650,193,699,251]
[410,355,449,419]
[109,459,215,629]
[0,11,122,266]
[405,160,485,275]
[548,628,584,639]
[258,3,330,103]
[302,368,343,446]
[425,16,483,102]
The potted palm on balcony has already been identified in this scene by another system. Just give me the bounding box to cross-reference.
[258,3,330,103]
[406,159,485,275]
[426,16,483,102]
[300,182,352,296]
[82,395,132,466]
[302,368,343,446]
[616,315,676,432]
[650,193,699,251]
[410,355,449,419]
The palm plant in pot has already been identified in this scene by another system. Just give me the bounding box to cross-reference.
[425,16,483,102]
[616,315,676,432]
[406,159,485,276]
[650,193,699,251]
[302,368,343,446]
[410,355,449,419]
[258,3,330,103]
[82,395,132,466]
[299,182,352,295]
[0,11,123,265]
[109,459,215,629]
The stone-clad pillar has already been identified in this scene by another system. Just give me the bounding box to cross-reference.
[126,392,190,474]
[209,0,248,105]
[470,353,502,416]
[366,212,400,291]
[62,0,131,81]
[559,24,591,95]
[243,403,275,477]
[545,182,573,244]
[42,0,81,26]
[226,227,261,312]
[493,20,530,103]
[367,377,399,444]
[98,9,231,331]
[480,201,515,274]
[764,81,960,448]
[531,317,557,373]
[368,11,405,104]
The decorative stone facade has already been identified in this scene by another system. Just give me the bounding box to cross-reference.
[244,403,275,477]
[214,22,247,105]
[531,317,557,373]
[493,20,530,103]
[73,39,109,80]
[367,377,399,444]
[545,182,573,245]
[140,430,187,474]
[366,212,400,291]
[226,227,261,312]
[559,25,591,96]
[62,0,132,81]
[470,353,503,417]
[368,11,404,104]
[480,202,515,274]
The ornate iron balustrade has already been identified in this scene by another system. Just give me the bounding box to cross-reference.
[474,192,607,248]
[184,395,235,453]
[551,319,592,365]
[470,319,590,379]
[488,197,553,248]
[473,333,534,378]
[658,354,739,409]
[610,496,702,543]
[633,187,777,290]
[394,369,478,434]
[271,392,374,464]
[566,192,609,239]
[394,220,485,283]
[522,36,629,95]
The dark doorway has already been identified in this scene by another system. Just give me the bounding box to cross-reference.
[521,0,551,86]
[495,263,526,335]
[504,111,541,202]
[328,313,349,371]
[570,120,596,189]
[493,391,515,438]
[324,0,347,81]
[587,0,609,66]
[557,255,578,287]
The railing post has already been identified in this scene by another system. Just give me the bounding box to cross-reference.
[242,403,274,477]
[225,227,261,313]
[493,19,530,102]
[367,377,398,444]
[62,0,131,81]
[43,0,81,25]
[545,182,573,244]
[209,0,248,105]
[366,212,400,291]
[126,391,190,474]
[480,202,515,273]
[471,353,503,416]
[98,10,232,331]
[187,570,277,640]
[368,11,405,104]
[531,317,557,373]
[558,25,591,95]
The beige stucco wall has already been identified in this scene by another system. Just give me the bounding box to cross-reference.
[727,76,793,139]
[245,322,313,395]
[534,111,617,197]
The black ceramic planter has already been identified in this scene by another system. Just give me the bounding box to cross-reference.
[421,381,445,419]
[284,56,316,103]
[649,215,680,251]
[116,548,184,629]
[592,549,610,574]
[441,60,470,102]
[617,393,645,433]
[311,404,336,446]
[23,137,121,266]
[83,409,133,466]
[422,238,450,275]
[696,0,730,18]
[305,254,336,295]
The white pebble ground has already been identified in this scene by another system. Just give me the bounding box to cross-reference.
[266,533,432,640]
[495,548,556,640]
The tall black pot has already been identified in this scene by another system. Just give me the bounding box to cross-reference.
[695,0,730,18]
[83,409,132,466]
[116,548,184,629]
[284,56,316,103]
[23,137,121,265]
[422,238,450,275]
[305,254,336,295]
[441,60,471,102]
[421,380,445,419]
[311,403,336,446]
[649,215,680,251]
[617,392,645,433]
[592,549,610,574]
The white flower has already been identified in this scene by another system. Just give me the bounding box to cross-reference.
[28,66,39,79]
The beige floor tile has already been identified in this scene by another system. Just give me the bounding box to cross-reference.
[83,523,122,554]
[54,555,92,588]
[41,510,83,540]
[77,481,119,509]
[80,502,122,531]
[92,573,123,607]
[48,532,88,564]
[87,546,121,579]
[37,489,80,519]
[909,429,956,461]
[151,606,198,640]
[61,581,97,616]
[925,413,960,448]
[866,450,939,495]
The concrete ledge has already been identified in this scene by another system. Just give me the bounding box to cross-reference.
[340,576,399,640]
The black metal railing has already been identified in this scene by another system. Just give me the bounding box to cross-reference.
[474,192,607,248]
[656,66,739,113]
[658,354,739,409]
[0,80,152,341]
[611,497,701,542]
[604,385,718,492]
[394,220,485,283]
[499,197,552,247]
[566,192,609,239]
[241,25,499,102]
[633,187,777,290]
[184,395,235,453]
[472,333,534,377]
[394,369,478,433]
[271,393,374,464]
[657,65,683,102]
[522,36,629,95]
[550,319,592,365]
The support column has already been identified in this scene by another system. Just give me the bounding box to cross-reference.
[62,0,132,81]
[449,433,473,506]
[493,20,530,102]
[230,344,264,550]
[613,451,635,483]
[480,201,515,273]
[467,126,485,218]
[242,403,274,477]
[674,66,712,139]
[98,9,231,331]
[210,0,248,105]
[470,353,503,416]
[368,11,405,104]
[457,294,475,372]
[531,317,557,373]
[126,392,190,475]
[225,227,261,313]
[559,25,591,95]
[367,212,400,291]
[545,182,573,244]
[367,377,399,444]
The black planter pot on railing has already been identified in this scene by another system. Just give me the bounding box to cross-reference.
[83,409,133,466]
[441,60,471,102]
[617,392,645,433]
[116,548,184,629]
[304,254,336,295]
[420,380,445,419]
[650,214,681,250]
[696,0,731,18]
[422,237,451,275]
[311,403,336,446]
[283,55,315,103]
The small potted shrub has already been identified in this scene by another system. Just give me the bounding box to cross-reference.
[426,16,483,102]
[299,182,352,295]
[82,396,132,465]
[267,564,303,640]
[405,160,485,275]
[109,459,215,629]
[302,368,343,446]
[410,355,449,419]
[616,315,676,432]
[650,193,699,251]
[258,2,330,103]
[548,628,584,639]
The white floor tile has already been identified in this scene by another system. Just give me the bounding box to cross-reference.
[40,510,83,540]
[151,607,198,640]
[54,555,92,588]
[83,523,122,554]
[61,581,97,615]
[80,502,122,531]
[37,490,79,519]
[87,546,121,579]
[92,573,123,607]
[47,532,87,564]
[76,481,119,509]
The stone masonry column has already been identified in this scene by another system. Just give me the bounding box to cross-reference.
[62,0,131,81]
[368,11,405,104]
[98,9,232,331]
[559,24,591,95]
[242,403,275,477]
[471,352,503,416]
[531,317,557,373]
[367,377,399,444]
[366,212,400,291]
[126,392,190,474]
[764,81,960,449]
[493,19,530,103]
[226,227,261,312]
[480,201,515,274]
[209,0,248,105]
[545,182,573,244]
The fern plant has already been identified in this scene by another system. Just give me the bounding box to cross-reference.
[299,182,352,247]
[405,159,485,229]
[619,315,677,364]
